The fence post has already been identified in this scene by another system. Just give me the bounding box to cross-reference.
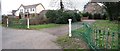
[27,13,30,29]
[68,19,72,37]
[27,18,29,29]
[7,18,8,27]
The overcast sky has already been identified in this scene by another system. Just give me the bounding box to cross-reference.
[1,0,90,15]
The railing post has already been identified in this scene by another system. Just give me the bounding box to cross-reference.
[103,30,106,48]
[68,19,72,37]
[112,32,115,49]
[106,28,109,49]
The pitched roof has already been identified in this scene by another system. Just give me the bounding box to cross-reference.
[17,3,45,10]
[23,3,40,9]
[12,10,17,13]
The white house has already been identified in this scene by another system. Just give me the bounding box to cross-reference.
[14,3,45,19]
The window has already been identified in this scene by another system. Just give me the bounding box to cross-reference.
[25,9,28,12]
[27,9,29,12]
[30,8,32,11]
[20,9,23,12]
[33,8,34,11]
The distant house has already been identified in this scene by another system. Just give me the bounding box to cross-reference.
[83,2,106,15]
[12,10,17,17]
[14,3,45,19]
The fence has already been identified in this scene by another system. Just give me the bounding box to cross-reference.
[72,22,118,50]
[3,18,27,29]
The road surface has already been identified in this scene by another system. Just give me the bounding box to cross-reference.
[2,20,96,49]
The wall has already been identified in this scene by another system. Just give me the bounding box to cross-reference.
[36,4,45,13]
[15,6,24,16]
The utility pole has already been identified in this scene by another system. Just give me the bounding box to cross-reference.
[60,0,64,11]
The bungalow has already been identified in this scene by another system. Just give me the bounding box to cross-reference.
[14,3,45,19]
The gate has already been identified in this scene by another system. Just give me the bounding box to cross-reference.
[7,18,27,29]
[72,22,118,50]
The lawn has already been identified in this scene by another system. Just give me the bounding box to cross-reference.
[29,24,64,29]
[2,23,65,29]
[92,20,118,32]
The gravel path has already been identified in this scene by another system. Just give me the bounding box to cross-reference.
[2,20,96,49]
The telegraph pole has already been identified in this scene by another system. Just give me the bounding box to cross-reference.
[60,0,64,11]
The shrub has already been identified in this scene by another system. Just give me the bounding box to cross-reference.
[93,13,101,19]
[102,14,108,20]
[74,12,81,21]
[88,13,93,19]
[82,12,89,17]
[46,10,81,24]
[46,10,58,23]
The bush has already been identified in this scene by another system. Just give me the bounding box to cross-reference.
[93,13,101,19]
[82,12,89,17]
[46,10,81,24]
[102,14,108,20]
[88,13,93,19]
[74,12,81,21]
[46,10,58,23]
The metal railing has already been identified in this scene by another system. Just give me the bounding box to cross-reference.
[72,23,118,50]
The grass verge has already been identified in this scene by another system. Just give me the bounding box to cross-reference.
[56,35,89,49]
[92,20,118,31]
[29,24,64,29]
[2,23,65,29]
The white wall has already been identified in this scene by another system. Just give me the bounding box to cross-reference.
[36,4,45,13]
[28,8,36,13]
[15,6,24,16]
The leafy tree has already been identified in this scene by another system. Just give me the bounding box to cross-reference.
[103,2,120,21]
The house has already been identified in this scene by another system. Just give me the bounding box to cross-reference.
[83,2,106,15]
[14,3,45,19]
[12,10,17,16]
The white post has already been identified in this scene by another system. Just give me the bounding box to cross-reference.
[27,18,29,29]
[6,18,8,27]
[68,19,72,37]
[27,13,30,29]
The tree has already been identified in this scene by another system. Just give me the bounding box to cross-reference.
[103,2,120,21]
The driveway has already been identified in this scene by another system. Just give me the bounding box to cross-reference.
[2,20,96,49]
[2,27,60,49]
[40,20,96,36]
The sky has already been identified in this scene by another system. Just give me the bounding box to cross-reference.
[1,0,90,15]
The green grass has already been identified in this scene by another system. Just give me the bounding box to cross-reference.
[92,20,118,32]
[2,23,65,29]
[29,24,64,29]
[56,35,88,49]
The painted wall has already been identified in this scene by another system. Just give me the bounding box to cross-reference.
[15,4,45,16]
[15,6,24,16]
[29,8,36,13]
[36,4,45,13]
